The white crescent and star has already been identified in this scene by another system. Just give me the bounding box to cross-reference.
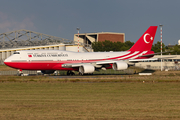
[143,33,153,44]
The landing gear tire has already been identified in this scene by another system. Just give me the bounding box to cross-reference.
[67,71,70,76]
[67,71,75,76]
[79,72,83,76]
[17,73,23,76]
[71,72,75,76]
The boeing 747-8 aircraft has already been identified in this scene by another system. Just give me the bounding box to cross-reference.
[4,26,158,75]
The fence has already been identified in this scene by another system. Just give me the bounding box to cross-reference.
[0,70,38,76]
[0,59,5,65]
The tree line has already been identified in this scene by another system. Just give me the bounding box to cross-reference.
[92,40,180,55]
[92,40,134,52]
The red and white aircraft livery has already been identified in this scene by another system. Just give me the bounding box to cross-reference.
[4,26,158,75]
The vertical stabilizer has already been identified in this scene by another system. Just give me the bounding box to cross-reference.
[128,26,158,51]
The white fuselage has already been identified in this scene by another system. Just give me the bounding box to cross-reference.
[4,50,147,70]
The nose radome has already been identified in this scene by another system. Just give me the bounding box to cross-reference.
[4,58,11,63]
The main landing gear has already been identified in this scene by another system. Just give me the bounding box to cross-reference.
[78,72,93,76]
[79,72,83,76]
[67,70,75,76]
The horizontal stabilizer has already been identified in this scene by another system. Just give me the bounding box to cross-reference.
[138,51,171,57]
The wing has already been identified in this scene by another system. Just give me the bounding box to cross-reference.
[61,60,120,68]
[61,56,175,68]
[138,51,172,57]
[129,58,158,63]
[129,56,176,63]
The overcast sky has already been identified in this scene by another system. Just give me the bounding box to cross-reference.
[0,0,180,45]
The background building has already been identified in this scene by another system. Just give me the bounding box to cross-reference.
[135,55,180,70]
[74,32,125,47]
[0,29,92,65]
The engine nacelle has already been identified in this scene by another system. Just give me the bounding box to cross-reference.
[41,70,55,74]
[112,61,128,71]
[79,64,95,74]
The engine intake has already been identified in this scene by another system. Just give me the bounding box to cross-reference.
[112,61,128,71]
[79,64,95,74]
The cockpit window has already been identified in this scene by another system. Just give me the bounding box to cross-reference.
[13,52,20,54]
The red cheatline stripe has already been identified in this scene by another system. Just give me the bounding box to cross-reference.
[102,51,134,60]
[104,51,144,60]
[122,51,144,60]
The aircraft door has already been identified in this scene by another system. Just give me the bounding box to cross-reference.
[28,54,32,64]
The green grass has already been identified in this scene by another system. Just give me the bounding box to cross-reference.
[0,65,16,71]
[0,82,180,119]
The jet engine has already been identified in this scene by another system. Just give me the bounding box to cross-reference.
[41,70,55,74]
[79,64,95,74]
[112,61,128,71]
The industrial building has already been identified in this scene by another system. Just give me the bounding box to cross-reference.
[135,55,180,70]
[74,32,125,47]
[0,29,92,65]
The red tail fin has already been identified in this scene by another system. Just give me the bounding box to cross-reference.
[128,26,158,51]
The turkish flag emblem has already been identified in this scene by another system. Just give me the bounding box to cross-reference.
[28,55,32,57]
[143,33,153,44]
